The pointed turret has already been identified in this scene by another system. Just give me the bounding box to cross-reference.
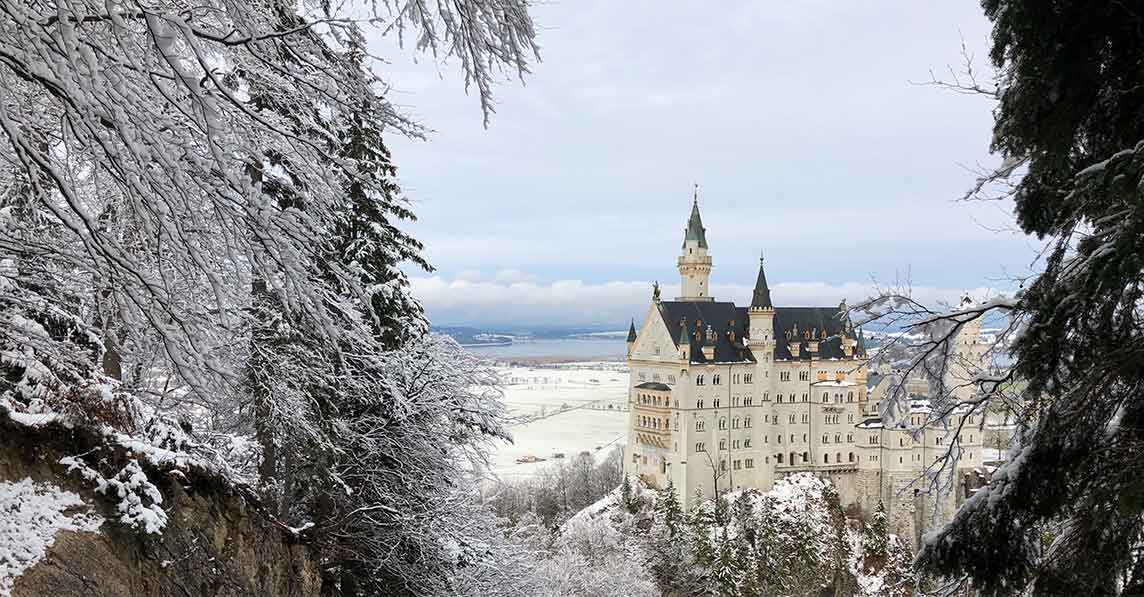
[750,254,773,309]
[856,327,867,356]
[626,319,638,343]
[682,192,708,249]
[677,187,714,301]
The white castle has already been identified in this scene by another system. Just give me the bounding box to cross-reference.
[622,196,985,543]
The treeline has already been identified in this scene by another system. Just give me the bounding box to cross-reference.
[488,448,624,527]
[510,473,916,597]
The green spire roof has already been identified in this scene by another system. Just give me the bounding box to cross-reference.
[682,193,708,249]
[627,319,637,342]
[751,254,772,308]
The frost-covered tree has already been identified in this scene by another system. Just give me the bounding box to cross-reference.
[852,2,1144,594]
[0,0,539,594]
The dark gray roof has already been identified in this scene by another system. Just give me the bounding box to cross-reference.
[682,199,708,249]
[867,371,884,391]
[634,381,671,391]
[654,302,862,362]
[627,319,637,342]
[657,301,754,363]
[750,257,773,309]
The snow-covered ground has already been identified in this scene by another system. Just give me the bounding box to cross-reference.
[490,363,629,479]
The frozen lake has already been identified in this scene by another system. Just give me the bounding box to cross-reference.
[486,362,629,479]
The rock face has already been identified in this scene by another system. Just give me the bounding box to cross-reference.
[0,417,321,597]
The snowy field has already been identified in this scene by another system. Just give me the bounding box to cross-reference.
[489,363,629,479]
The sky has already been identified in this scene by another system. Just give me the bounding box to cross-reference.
[368,1,1044,329]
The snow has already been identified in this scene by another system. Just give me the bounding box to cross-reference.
[0,479,103,597]
[491,364,629,478]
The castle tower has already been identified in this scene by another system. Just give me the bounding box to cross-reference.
[747,254,775,354]
[626,318,638,357]
[677,189,713,302]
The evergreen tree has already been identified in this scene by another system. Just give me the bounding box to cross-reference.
[621,475,638,514]
[915,2,1144,593]
[710,528,739,596]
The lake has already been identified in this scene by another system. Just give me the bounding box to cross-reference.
[464,337,627,361]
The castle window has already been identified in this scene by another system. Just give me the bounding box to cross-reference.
[824,454,829,463]
[802,393,809,402]
[719,418,727,430]
[764,392,769,401]
[732,418,739,429]
[777,435,782,444]
[836,452,841,463]
[848,414,854,424]
[696,442,706,452]
[777,394,783,403]
[834,433,841,443]
[745,374,753,383]
[822,434,829,444]
[696,374,705,386]
[733,459,741,470]
[780,372,790,382]
[847,433,853,443]
[696,399,704,409]
[799,371,809,381]
[776,453,784,464]
[695,420,705,431]
[720,459,727,471]
[848,452,855,462]
[822,392,829,402]
[791,434,796,443]
[719,439,727,451]
[745,438,752,448]
[746,459,754,468]
[801,451,808,462]
[733,440,740,449]
[802,434,807,442]
[713,375,721,385]
[713,398,721,408]
[789,414,795,424]
[847,392,854,402]
[745,417,752,428]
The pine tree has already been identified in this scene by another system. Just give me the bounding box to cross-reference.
[915,2,1144,593]
[621,475,638,514]
[710,528,739,596]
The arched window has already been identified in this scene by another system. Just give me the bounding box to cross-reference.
[695,420,705,431]
[745,417,752,428]
[696,399,704,409]
[719,418,727,430]
[823,434,829,443]
[824,453,829,463]
[777,394,783,403]
[848,452,855,463]
[834,433,841,443]
[713,374,721,385]
[822,392,829,402]
[835,452,841,463]
[719,439,727,450]
[732,418,739,429]
[776,453,784,464]
[745,438,752,448]
[713,397,721,408]
[847,391,854,402]
[696,374,705,386]
[801,451,808,462]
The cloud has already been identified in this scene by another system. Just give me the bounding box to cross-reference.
[411,274,1005,328]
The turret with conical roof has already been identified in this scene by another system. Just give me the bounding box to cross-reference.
[677,186,714,302]
[750,253,773,309]
[626,318,638,357]
[748,253,775,354]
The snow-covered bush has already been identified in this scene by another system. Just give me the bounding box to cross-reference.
[60,457,167,535]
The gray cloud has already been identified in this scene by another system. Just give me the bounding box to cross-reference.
[368,1,1039,326]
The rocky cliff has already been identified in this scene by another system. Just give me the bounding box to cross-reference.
[0,413,321,597]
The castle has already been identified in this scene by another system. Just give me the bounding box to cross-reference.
[622,196,985,543]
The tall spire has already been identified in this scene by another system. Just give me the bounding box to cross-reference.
[750,252,773,309]
[682,186,708,249]
[626,318,638,343]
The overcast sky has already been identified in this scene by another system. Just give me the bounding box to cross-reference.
[369,1,1042,329]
